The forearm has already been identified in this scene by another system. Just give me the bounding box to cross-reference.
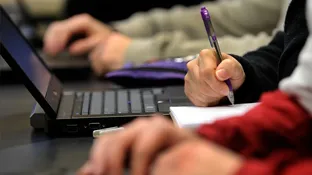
[124,31,274,64]
[113,0,282,39]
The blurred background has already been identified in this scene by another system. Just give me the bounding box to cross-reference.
[0,0,220,48]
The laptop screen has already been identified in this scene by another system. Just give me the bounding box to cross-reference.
[0,8,51,97]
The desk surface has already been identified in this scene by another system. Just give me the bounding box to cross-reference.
[0,80,127,174]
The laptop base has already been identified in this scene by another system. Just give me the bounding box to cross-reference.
[30,102,172,136]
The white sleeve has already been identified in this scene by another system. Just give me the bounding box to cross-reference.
[279,0,312,115]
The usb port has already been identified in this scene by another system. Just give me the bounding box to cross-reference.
[88,122,101,130]
[65,124,78,133]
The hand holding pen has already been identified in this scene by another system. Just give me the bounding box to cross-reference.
[184,7,246,106]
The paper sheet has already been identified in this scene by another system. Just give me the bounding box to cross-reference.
[170,103,259,129]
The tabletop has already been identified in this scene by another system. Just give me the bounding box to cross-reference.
[0,79,130,174]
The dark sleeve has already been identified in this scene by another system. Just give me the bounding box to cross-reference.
[230,31,285,103]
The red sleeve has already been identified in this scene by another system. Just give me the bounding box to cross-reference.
[196,90,311,157]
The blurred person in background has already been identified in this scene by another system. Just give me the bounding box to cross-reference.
[44,0,288,75]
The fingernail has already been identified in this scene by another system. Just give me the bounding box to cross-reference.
[216,69,227,79]
[220,89,229,96]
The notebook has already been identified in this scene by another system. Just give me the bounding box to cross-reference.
[169,103,259,129]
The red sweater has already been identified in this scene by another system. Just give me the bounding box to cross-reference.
[197,90,312,175]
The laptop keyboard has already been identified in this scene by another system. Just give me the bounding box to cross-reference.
[58,87,193,118]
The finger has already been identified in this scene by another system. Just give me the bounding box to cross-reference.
[89,118,149,175]
[216,55,244,81]
[69,36,103,55]
[184,74,207,106]
[77,161,93,175]
[198,49,217,70]
[186,60,221,105]
[130,116,176,175]
[88,45,106,76]
[189,61,219,98]
[64,14,95,34]
[43,22,69,55]
[198,53,230,96]
[186,59,199,81]
[44,14,94,55]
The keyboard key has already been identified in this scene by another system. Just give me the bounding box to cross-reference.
[82,92,90,115]
[130,90,142,113]
[143,91,156,113]
[73,92,83,115]
[104,91,115,114]
[170,96,191,104]
[117,91,129,114]
[58,92,75,119]
[163,86,184,95]
[158,102,193,113]
[170,102,194,107]
[152,88,163,95]
[157,102,170,113]
[90,92,103,115]
[156,94,170,103]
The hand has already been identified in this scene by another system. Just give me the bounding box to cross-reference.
[151,140,243,175]
[78,115,198,175]
[44,14,113,56]
[88,32,131,75]
[184,49,245,106]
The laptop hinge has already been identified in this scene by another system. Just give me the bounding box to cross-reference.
[45,76,63,118]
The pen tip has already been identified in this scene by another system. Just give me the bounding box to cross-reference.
[228,91,235,105]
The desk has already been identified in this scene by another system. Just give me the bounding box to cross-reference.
[0,80,128,174]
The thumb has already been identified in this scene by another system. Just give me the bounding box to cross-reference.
[215,57,243,81]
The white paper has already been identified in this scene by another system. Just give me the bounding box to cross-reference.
[170,103,259,129]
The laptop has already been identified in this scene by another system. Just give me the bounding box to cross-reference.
[0,6,193,135]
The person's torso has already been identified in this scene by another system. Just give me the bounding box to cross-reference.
[278,0,309,81]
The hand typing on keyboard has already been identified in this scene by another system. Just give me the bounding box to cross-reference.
[77,115,243,175]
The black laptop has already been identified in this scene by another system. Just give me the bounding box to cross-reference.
[0,6,192,136]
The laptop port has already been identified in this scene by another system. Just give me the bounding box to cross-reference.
[65,124,78,133]
[88,122,101,130]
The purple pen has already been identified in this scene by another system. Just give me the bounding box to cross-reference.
[201,7,235,105]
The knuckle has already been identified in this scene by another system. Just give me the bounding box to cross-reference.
[184,74,190,83]
[199,49,211,58]
[79,13,92,20]
[186,59,195,70]
[77,13,92,23]
[49,22,62,31]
